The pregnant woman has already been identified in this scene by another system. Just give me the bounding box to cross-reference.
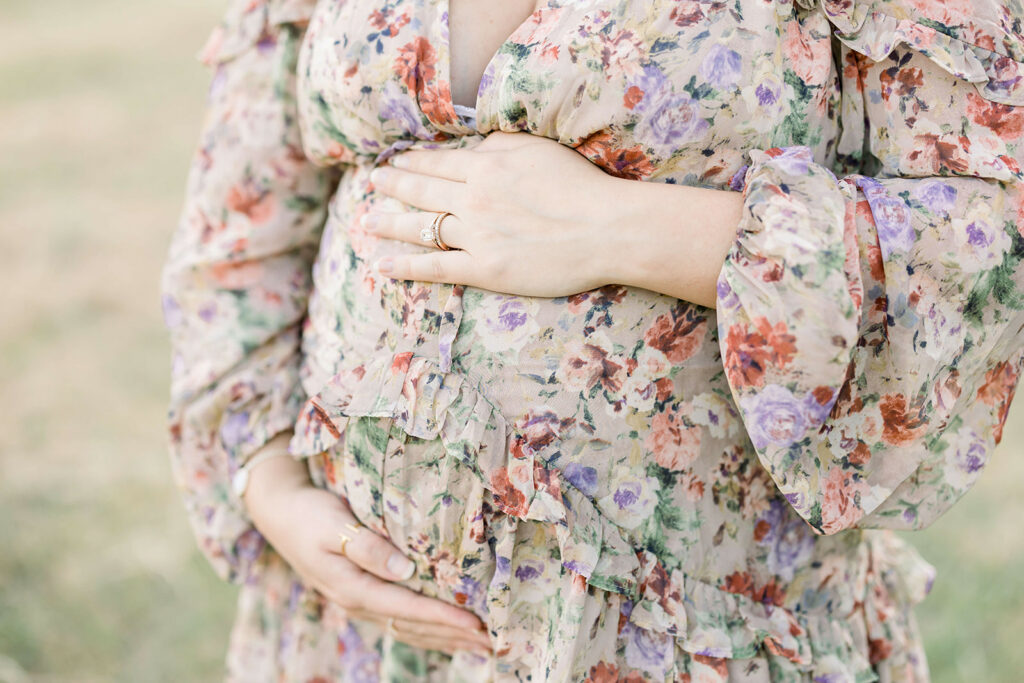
[161,0,1024,679]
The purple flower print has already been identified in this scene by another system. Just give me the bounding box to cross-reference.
[338,623,382,683]
[198,301,217,322]
[856,177,916,258]
[635,83,709,155]
[965,220,995,249]
[562,559,593,576]
[700,44,743,89]
[161,294,182,328]
[626,64,668,113]
[494,555,511,582]
[957,440,987,474]
[740,384,810,451]
[801,387,836,425]
[953,430,988,482]
[514,561,543,582]
[564,462,598,497]
[622,618,673,676]
[756,500,815,581]
[613,482,641,509]
[912,179,957,214]
[494,298,529,332]
[236,528,267,576]
[380,95,426,136]
[765,145,812,176]
[220,411,250,451]
[454,575,486,611]
[717,275,740,310]
[756,80,780,107]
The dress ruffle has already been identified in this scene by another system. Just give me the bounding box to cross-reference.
[197,0,320,66]
[289,351,935,682]
[801,0,1024,105]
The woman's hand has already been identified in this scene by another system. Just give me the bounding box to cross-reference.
[363,130,743,307]
[364,131,623,297]
[242,439,492,656]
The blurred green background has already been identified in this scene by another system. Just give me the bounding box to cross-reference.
[0,0,1021,681]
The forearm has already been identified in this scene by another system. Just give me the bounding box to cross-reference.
[597,176,743,308]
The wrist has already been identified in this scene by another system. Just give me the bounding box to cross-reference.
[240,433,313,529]
[595,175,658,289]
[594,177,742,307]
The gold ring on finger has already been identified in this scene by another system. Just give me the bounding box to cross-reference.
[430,211,454,251]
[386,616,397,636]
[345,521,365,534]
[337,531,352,557]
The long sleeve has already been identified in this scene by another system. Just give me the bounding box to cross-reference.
[160,0,339,584]
[716,3,1024,535]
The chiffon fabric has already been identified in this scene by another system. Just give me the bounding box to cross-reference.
[161,0,1024,680]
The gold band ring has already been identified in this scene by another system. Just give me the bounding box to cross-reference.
[386,616,398,636]
[430,211,454,251]
[337,531,352,556]
[345,521,364,534]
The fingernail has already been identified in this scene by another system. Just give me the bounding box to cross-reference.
[376,258,394,275]
[387,552,415,580]
[360,213,378,230]
[390,155,407,168]
[370,167,389,184]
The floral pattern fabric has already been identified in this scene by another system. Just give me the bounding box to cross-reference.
[161,0,1024,680]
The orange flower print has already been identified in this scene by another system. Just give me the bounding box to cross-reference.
[584,661,620,683]
[514,408,576,456]
[879,66,923,102]
[819,466,869,534]
[782,20,831,87]
[643,303,708,364]
[369,6,410,37]
[907,132,971,174]
[419,79,459,126]
[623,85,644,109]
[723,317,796,389]
[557,338,620,392]
[879,393,926,447]
[489,467,529,517]
[721,570,754,597]
[226,183,276,224]
[967,91,1024,141]
[575,130,656,180]
[209,260,264,288]
[977,360,1020,443]
[394,36,438,94]
[669,1,704,28]
[645,407,702,471]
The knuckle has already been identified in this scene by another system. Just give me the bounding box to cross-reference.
[463,191,489,213]
[429,255,445,281]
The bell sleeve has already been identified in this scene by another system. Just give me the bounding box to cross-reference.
[160,0,341,584]
[716,10,1024,535]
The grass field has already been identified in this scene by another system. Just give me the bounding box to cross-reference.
[0,1,1021,681]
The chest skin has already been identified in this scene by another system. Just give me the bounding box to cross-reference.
[447,0,544,108]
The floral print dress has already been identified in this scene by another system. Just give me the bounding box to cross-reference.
[161,0,1024,680]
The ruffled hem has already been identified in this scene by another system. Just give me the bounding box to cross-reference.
[197,0,319,66]
[800,0,1024,105]
[288,351,934,681]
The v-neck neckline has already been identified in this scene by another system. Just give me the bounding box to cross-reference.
[434,0,558,131]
